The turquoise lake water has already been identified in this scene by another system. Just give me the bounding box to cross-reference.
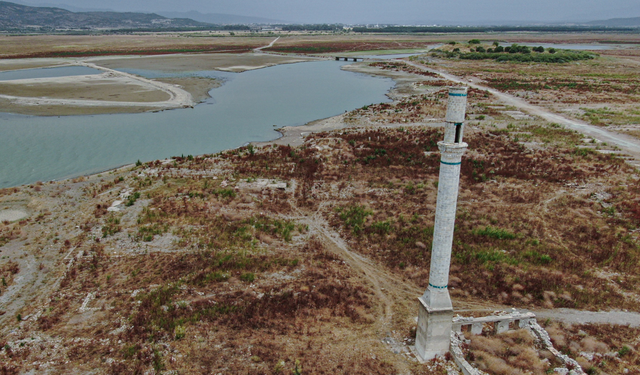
[0,61,394,188]
[0,66,101,81]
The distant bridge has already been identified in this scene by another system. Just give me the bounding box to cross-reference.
[334,57,364,62]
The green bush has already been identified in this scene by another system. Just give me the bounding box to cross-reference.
[337,205,372,235]
[240,272,255,282]
[472,226,516,240]
[213,188,236,199]
[125,191,141,207]
[618,345,631,357]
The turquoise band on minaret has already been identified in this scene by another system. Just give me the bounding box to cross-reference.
[448,93,467,97]
[428,283,448,289]
[440,161,462,166]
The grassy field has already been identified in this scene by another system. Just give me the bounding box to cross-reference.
[1,32,639,59]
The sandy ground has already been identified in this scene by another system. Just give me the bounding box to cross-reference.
[0,209,28,222]
[90,52,313,73]
[0,58,72,72]
[0,74,171,102]
[156,76,221,103]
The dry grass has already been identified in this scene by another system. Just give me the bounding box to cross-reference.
[0,35,269,58]
[413,48,640,136]
[465,329,559,375]
[542,320,640,374]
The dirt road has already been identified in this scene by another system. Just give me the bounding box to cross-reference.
[531,308,640,327]
[254,37,280,53]
[404,60,640,165]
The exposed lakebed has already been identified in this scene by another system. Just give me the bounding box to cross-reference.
[0,61,394,188]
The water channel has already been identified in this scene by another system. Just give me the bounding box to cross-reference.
[0,61,394,188]
[0,66,101,81]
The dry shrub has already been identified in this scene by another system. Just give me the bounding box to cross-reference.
[575,356,593,371]
[469,335,506,356]
[468,329,549,375]
[0,364,19,375]
[580,337,610,354]
[474,351,526,375]
[508,347,547,374]
[546,325,567,348]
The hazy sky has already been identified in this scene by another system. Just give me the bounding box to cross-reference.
[18,0,640,24]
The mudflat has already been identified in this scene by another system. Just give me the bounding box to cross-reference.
[0,75,171,102]
[91,52,312,72]
[0,52,312,116]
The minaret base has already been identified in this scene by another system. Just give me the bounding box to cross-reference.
[415,296,453,361]
[422,286,453,311]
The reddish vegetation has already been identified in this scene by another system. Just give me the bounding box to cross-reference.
[265,41,430,54]
[370,61,441,77]
[2,45,257,60]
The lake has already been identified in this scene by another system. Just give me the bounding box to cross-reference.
[0,61,394,188]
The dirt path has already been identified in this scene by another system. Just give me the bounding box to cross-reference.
[404,60,640,164]
[289,202,499,323]
[254,37,280,53]
[530,308,640,327]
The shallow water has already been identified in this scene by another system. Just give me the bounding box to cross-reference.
[0,61,394,188]
[0,66,101,81]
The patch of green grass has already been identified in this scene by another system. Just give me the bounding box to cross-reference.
[240,272,255,282]
[522,250,553,265]
[125,191,141,207]
[248,216,297,242]
[136,223,166,242]
[213,188,237,199]
[370,220,393,235]
[102,215,121,237]
[336,205,373,235]
[472,226,516,240]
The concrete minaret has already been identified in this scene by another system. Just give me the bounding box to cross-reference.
[415,87,468,361]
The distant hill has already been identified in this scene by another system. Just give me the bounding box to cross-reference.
[0,1,208,31]
[587,16,640,27]
[8,0,114,12]
[157,10,285,25]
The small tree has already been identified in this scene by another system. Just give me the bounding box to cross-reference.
[495,45,504,53]
[476,46,486,53]
[469,39,481,44]
[493,41,499,47]
[548,48,556,54]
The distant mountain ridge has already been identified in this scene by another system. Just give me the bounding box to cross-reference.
[8,0,113,12]
[158,10,285,25]
[0,1,208,30]
[587,16,640,27]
